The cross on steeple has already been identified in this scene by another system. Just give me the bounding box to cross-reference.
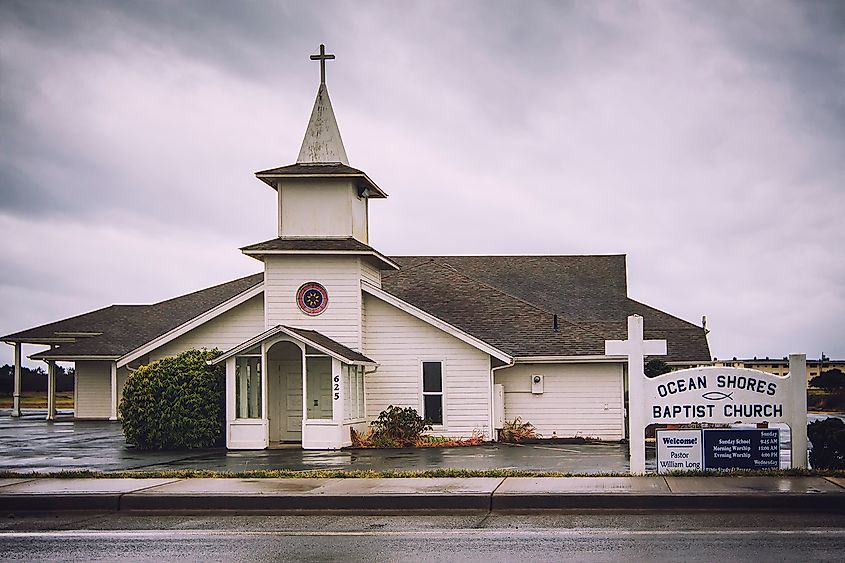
[310,44,335,84]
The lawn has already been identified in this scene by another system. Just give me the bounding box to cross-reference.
[0,392,74,409]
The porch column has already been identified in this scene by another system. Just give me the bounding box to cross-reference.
[11,343,22,417]
[46,360,56,421]
[109,362,118,421]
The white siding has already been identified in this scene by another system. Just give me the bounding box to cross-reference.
[360,259,381,287]
[265,256,363,350]
[75,361,111,419]
[149,295,265,361]
[279,179,368,241]
[495,363,625,441]
[362,294,492,439]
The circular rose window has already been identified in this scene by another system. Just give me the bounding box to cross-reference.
[296,282,328,315]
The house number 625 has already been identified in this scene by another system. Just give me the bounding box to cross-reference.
[333,375,340,401]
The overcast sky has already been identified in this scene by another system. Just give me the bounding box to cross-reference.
[1,0,843,366]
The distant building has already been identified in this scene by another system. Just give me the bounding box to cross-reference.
[671,357,845,386]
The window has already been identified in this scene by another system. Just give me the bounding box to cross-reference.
[235,355,262,419]
[422,361,443,425]
[343,365,365,422]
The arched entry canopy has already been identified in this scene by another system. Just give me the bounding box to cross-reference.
[211,325,377,450]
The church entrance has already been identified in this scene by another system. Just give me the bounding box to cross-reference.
[266,341,303,443]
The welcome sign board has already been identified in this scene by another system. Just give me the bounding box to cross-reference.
[657,428,780,473]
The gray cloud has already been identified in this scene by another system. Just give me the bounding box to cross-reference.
[1,1,843,366]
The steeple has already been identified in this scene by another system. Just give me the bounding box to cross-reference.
[297,45,349,165]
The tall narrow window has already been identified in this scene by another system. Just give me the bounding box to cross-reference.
[422,361,443,425]
[235,355,262,419]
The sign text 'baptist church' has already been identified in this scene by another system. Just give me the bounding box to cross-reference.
[652,372,784,421]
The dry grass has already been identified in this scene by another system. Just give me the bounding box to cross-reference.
[499,417,538,443]
[0,392,74,409]
[351,427,486,448]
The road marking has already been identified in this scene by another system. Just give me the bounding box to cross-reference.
[3,529,845,539]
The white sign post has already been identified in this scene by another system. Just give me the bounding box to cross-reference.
[607,315,808,474]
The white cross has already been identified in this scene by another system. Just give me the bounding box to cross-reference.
[606,315,666,474]
[310,44,335,84]
[605,315,667,376]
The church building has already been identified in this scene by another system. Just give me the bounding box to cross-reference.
[3,46,710,450]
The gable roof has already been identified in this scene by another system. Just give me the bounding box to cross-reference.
[210,325,376,366]
[380,256,710,362]
[17,273,264,360]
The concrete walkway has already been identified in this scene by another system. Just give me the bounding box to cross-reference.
[1,476,843,512]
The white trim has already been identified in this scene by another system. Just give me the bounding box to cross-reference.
[29,354,120,361]
[362,282,513,363]
[513,355,625,364]
[116,284,264,368]
[420,358,446,429]
[211,325,378,367]
[242,250,399,270]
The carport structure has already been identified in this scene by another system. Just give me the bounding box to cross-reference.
[2,274,265,421]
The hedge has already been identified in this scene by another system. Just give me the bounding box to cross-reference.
[120,349,224,450]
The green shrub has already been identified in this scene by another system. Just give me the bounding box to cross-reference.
[370,405,432,447]
[645,359,673,378]
[120,349,224,450]
[808,417,845,470]
[810,369,845,391]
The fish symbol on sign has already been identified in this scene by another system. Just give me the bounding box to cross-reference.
[701,391,733,401]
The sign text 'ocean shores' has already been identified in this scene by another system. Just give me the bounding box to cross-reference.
[649,368,787,423]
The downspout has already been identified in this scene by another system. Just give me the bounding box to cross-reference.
[490,358,515,442]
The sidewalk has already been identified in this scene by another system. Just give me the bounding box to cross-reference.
[2,476,843,512]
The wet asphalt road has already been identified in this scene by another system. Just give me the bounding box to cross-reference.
[2,512,844,562]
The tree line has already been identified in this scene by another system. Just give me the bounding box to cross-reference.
[0,364,75,393]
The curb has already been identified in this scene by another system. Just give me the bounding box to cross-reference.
[490,493,845,512]
[3,492,844,513]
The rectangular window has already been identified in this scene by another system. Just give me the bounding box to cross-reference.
[235,356,262,419]
[422,361,443,425]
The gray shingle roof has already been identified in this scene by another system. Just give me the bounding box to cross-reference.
[283,326,374,364]
[380,256,711,362]
[254,163,387,198]
[18,274,263,359]
[10,253,710,364]
[240,237,398,270]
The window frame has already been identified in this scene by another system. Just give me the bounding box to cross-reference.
[419,359,446,428]
[234,353,262,420]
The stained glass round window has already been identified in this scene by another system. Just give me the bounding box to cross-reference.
[296,282,328,315]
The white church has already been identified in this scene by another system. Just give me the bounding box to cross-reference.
[3,46,710,450]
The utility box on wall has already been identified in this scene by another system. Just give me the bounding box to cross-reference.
[531,374,544,394]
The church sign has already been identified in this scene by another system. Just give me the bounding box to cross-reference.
[646,367,790,425]
[606,315,808,474]
[656,428,780,473]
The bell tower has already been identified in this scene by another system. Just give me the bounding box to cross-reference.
[254,44,386,244]
[243,45,397,351]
